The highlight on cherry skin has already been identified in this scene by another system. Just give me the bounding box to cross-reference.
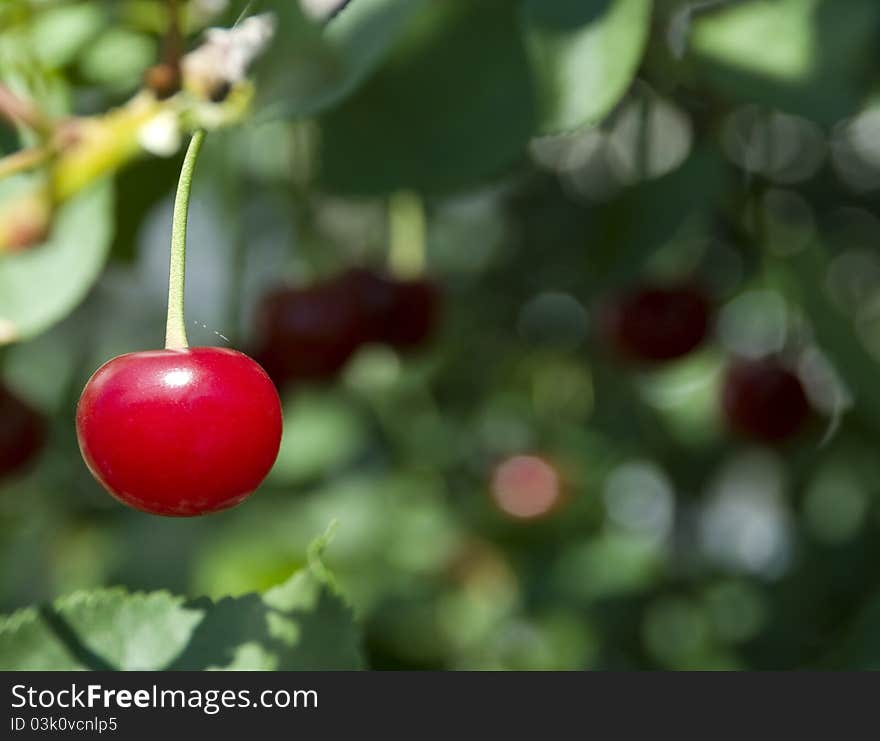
[76,347,283,517]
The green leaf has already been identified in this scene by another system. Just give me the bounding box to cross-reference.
[0,558,364,671]
[690,0,880,123]
[318,0,537,194]
[0,180,114,345]
[591,144,725,285]
[522,0,654,134]
[79,29,157,92]
[255,0,427,118]
[0,592,201,671]
[268,391,367,485]
[29,4,106,70]
[691,0,817,82]
[828,591,880,669]
[522,0,615,27]
[313,0,430,112]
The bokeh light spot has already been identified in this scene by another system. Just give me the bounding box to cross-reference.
[491,455,561,520]
[804,463,868,545]
[722,107,825,183]
[718,290,788,359]
[517,292,588,350]
[603,460,675,542]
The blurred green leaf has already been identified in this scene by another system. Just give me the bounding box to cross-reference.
[523,0,653,134]
[788,246,880,434]
[269,390,366,485]
[554,533,665,601]
[594,144,725,285]
[830,591,880,669]
[256,0,427,118]
[690,0,880,123]
[1,29,72,122]
[693,0,815,83]
[79,28,157,92]
[29,4,106,70]
[0,180,114,345]
[0,559,364,670]
[318,0,537,194]
[522,0,614,27]
[310,0,429,112]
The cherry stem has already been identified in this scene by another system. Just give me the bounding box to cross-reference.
[388,190,426,279]
[165,129,205,350]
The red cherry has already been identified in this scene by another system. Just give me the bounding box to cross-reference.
[597,284,711,362]
[0,383,46,481]
[721,358,810,443]
[253,280,364,386]
[338,268,441,350]
[76,347,282,516]
[337,267,398,344]
[383,278,441,350]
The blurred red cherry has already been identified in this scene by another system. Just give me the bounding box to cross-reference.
[253,279,364,386]
[339,267,441,350]
[0,382,46,481]
[337,267,398,344]
[722,358,811,443]
[384,278,441,350]
[597,283,711,363]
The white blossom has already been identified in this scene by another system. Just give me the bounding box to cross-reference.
[182,14,276,98]
[138,111,182,157]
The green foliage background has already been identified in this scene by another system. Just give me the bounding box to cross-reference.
[3,0,880,669]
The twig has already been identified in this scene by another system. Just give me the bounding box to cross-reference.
[0,84,50,133]
[145,0,184,97]
[166,0,183,68]
[0,146,52,181]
